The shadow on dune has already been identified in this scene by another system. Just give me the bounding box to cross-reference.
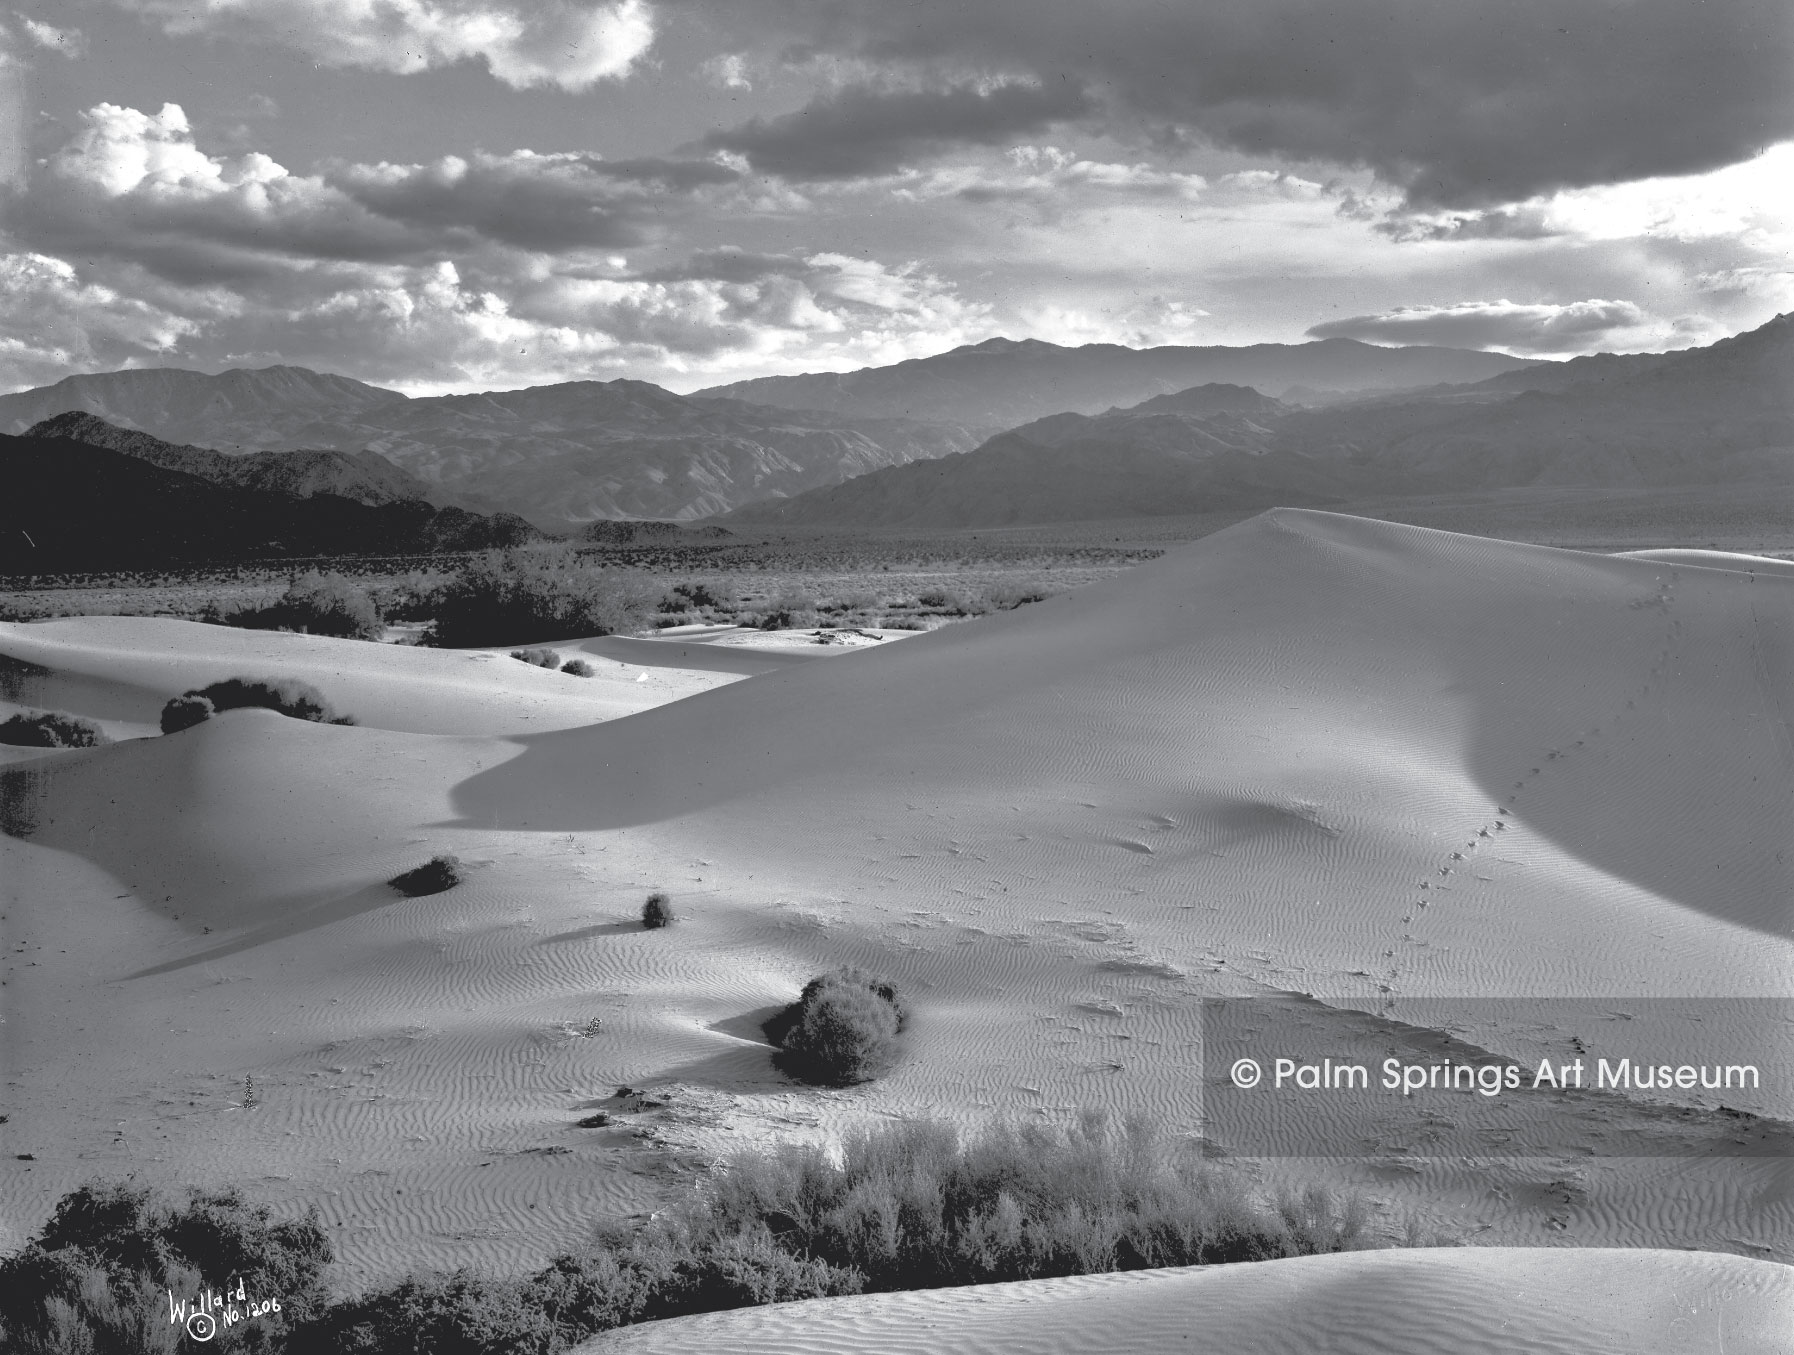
[443,512,1794,943]
[121,882,407,978]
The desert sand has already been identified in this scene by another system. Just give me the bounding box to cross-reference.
[2,509,1789,1326]
[581,1248,1794,1355]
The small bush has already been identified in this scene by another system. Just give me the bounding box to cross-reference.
[389,855,465,898]
[226,572,386,641]
[561,659,595,678]
[769,968,907,1086]
[160,678,355,734]
[160,692,214,734]
[0,709,108,748]
[510,648,560,668]
[432,546,656,648]
[641,892,674,929]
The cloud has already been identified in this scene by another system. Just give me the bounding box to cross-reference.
[0,252,198,389]
[1305,299,1700,355]
[700,52,750,90]
[705,79,1092,180]
[18,17,87,57]
[1382,143,1794,245]
[689,0,1794,207]
[8,103,743,282]
[0,105,999,392]
[116,0,656,90]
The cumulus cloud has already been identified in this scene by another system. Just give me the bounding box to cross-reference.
[117,0,656,90]
[18,17,87,56]
[1305,299,1702,355]
[8,103,744,283]
[705,79,1092,180]
[689,0,1794,207]
[0,252,197,389]
[0,106,998,392]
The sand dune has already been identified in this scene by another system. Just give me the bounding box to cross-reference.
[0,616,746,737]
[2,509,1789,1290]
[582,1248,1794,1355]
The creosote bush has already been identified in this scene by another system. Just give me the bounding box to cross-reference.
[431,546,656,648]
[0,1182,330,1355]
[160,678,357,734]
[9,1123,1381,1353]
[510,647,561,668]
[388,854,466,898]
[0,708,108,748]
[223,572,386,641]
[766,967,908,1086]
[641,891,674,929]
[561,659,595,678]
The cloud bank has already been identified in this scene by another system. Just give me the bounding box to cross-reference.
[693,0,1794,207]
[117,0,656,90]
[1306,300,1718,355]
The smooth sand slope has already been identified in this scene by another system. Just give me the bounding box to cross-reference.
[582,1248,1794,1355]
[0,615,767,739]
[2,509,1789,1293]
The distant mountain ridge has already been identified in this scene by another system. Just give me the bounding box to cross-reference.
[723,319,1793,528]
[27,411,438,507]
[1,418,543,572]
[0,368,986,527]
[694,335,1543,426]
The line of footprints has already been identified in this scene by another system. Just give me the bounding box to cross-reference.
[1376,572,1684,1002]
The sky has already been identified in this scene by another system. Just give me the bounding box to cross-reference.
[0,0,1789,395]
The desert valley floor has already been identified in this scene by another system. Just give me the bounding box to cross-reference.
[2,508,1791,1352]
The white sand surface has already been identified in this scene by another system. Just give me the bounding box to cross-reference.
[1617,548,1794,577]
[0,615,753,736]
[580,1248,1794,1355]
[1,509,1789,1291]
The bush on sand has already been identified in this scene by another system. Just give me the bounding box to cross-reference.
[431,547,656,649]
[160,678,356,734]
[0,708,108,748]
[766,968,908,1086]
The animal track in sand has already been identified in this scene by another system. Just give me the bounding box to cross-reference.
[1378,572,1683,1008]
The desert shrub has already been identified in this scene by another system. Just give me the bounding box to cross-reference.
[984,585,1052,611]
[824,590,880,614]
[161,692,215,733]
[431,547,656,648]
[224,572,385,641]
[299,1270,555,1355]
[0,708,108,748]
[914,587,989,617]
[641,891,674,929]
[510,647,560,668]
[688,1114,1352,1291]
[561,659,595,678]
[768,968,907,1086]
[389,854,465,897]
[160,678,356,734]
[0,1182,330,1354]
[661,580,738,615]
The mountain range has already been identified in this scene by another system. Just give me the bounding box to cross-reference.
[725,315,1794,528]
[694,335,1542,426]
[0,369,985,528]
[2,419,541,572]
